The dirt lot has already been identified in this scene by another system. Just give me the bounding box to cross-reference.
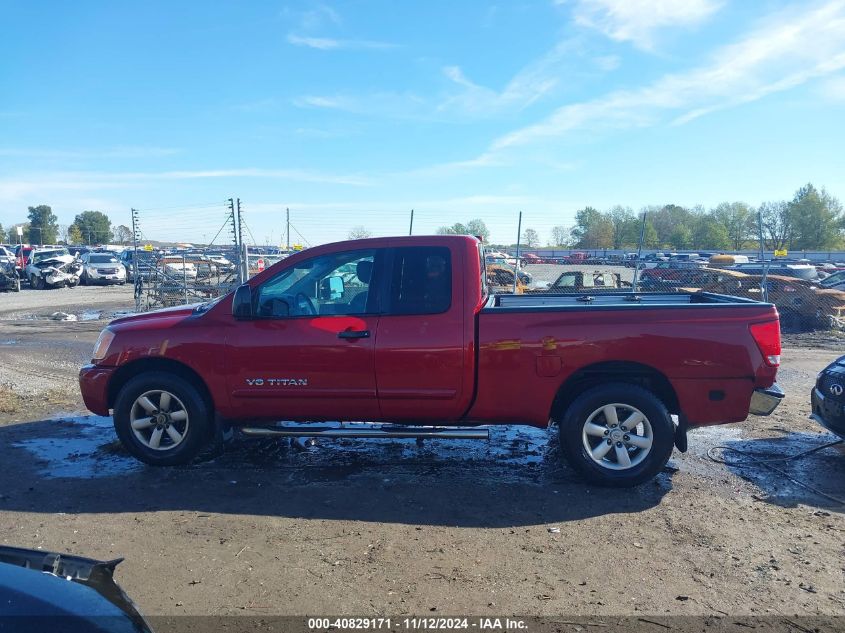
[0,285,843,624]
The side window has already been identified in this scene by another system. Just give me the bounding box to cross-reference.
[255,249,377,318]
[387,247,452,315]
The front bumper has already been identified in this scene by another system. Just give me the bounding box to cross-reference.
[810,387,845,438]
[749,383,785,416]
[78,364,115,416]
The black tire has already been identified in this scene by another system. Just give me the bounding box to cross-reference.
[113,372,211,466]
[559,383,674,487]
[30,274,44,290]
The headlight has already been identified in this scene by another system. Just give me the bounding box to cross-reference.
[92,328,116,362]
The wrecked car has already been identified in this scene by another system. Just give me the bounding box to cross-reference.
[0,258,20,292]
[25,248,82,289]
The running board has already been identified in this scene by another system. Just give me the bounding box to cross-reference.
[239,425,489,440]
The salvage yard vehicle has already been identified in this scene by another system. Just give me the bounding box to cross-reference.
[80,235,783,487]
[120,249,158,282]
[25,247,82,289]
[80,251,127,285]
[698,273,845,332]
[0,258,20,292]
[811,355,845,439]
[486,262,532,292]
[539,270,631,293]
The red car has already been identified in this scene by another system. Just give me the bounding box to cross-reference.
[80,235,783,487]
[14,245,34,278]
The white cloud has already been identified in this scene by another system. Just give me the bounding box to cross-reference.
[818,73,845,100]
[286,33,396,50]
[0,168,373,207]
[0,146,180,159]
[566,0,722,49]
[488,1,845,152]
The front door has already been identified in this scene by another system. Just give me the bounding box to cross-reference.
[225,248,383,421]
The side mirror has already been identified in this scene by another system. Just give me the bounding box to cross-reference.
[319,275,345,300]
[232,284,253,319]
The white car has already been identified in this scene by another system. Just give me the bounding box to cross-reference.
[25,247,82,289]
[80,251,127,285]
[163,260,198,279]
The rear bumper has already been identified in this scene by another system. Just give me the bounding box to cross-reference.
[78,364,115,416]
[810,387,845,438]
[749,383,785,416]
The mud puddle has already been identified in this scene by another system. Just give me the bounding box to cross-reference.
[10,415,844,510]
[681,424,845,508]
[11,415,565,485]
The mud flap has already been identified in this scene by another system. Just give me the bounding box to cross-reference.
[674,415,688,452]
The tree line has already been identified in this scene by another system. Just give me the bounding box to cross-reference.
[558,183,843,251]
[0,205,133,246]
[424,183,843,251]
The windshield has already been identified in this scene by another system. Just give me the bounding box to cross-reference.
[90,254,119,264]
[32,249,69,262]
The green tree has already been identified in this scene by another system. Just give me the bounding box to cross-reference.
[571,206,612,248]
[691,215,730,250]
[0,224,5,243]
[550,225,569,247]
[607,206,638,249]
[522,228,539,248]
[72,211,113,245]
[27,205,59,245]
[759,201,791,250]
[436,219,490,243]
[649,204,691,247]
[669,225,693,250]
[68,224,84,245]
[437,223,466,235]
[465,219,490,243]
[711,202,754,250]
[787,183,843,249]
[115,225,133,244]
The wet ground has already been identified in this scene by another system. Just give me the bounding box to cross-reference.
[0,285,844,619]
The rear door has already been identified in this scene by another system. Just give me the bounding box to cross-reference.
[374,245,473,421]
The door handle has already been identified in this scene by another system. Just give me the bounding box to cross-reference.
[338,330,370,339]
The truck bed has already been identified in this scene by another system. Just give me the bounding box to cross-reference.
[487,291,763,310]
[468,291,780,428]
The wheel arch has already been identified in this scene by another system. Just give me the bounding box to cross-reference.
[551,361,679,421]
[108,358,215,415]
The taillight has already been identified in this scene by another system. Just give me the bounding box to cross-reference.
[749,320,781,367]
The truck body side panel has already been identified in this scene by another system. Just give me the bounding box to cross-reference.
[468,304,779,427]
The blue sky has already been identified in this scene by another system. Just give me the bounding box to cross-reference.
[1,0,844,246]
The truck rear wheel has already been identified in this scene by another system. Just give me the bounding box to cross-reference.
[113,372,211,466]
[559,383,674,487]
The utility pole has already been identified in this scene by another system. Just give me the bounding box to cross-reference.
[512,211,522,294]
[409,209,414,236]
[286,208,290,251]
[631,210,647,293]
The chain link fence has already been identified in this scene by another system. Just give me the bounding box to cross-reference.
[124,203,845,334]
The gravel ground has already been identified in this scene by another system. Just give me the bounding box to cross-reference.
[0,283,843,624]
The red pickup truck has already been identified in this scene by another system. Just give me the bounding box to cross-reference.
[80,235,783,486]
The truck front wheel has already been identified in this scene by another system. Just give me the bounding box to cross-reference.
[559,383,674,487]
[113,372,211,466]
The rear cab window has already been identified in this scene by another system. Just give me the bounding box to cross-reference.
[386,246,452,315]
